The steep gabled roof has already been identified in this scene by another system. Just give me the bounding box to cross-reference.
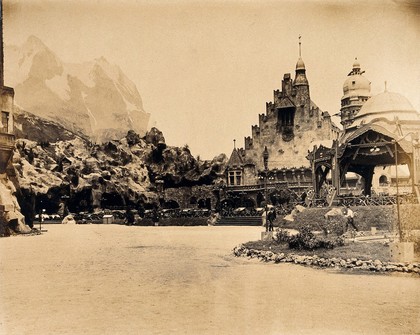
[227,148,243,167]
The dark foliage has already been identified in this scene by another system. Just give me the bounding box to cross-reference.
[274,225,344,251]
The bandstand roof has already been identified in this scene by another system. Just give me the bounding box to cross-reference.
[340,123,413,155]
[338,124,413,168]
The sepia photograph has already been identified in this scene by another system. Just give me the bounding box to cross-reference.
[0,0,419,334]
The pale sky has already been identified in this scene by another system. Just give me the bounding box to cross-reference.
[4,0,420,159]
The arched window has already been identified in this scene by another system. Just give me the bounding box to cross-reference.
[379,175,388,186]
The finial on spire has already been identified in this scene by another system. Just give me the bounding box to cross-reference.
[233,139,236,150]
[384,81,387,92]
[298,35,302,57]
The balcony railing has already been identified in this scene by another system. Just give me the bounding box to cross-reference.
[226,180,313,192]
[0,133,15,149]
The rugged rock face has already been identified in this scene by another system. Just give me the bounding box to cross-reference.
[14,106,86,143]
[11,111,227,225]
[0,176,30,235]
[5,35,150,143]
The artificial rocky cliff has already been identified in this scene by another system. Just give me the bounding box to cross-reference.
[11,110,227,227]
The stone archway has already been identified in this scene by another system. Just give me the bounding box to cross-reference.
[256,192,265,207]
[242,197,256,208]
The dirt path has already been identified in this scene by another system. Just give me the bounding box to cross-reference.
[0,225,419,335]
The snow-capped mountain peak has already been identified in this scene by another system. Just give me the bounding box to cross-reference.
[5,35,149,143]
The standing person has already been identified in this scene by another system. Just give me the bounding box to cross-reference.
[342,206,357,231]
[207,211,220,226]
[125,208,135,226]
[261,209,267,229]
[267,208,276,232]
[152,207,160,226]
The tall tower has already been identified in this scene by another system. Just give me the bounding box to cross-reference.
[340,59,371,129]
[293,36,310,111]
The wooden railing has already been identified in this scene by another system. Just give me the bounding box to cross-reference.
[0,133,15,148]
[226,181,312,192]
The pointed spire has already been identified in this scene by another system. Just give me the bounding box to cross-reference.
[295,35,305,71]
[299,35,302,57]
[233,139,236,150]
[227,145,243,167]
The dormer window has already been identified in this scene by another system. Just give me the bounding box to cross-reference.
[228,170,242,186]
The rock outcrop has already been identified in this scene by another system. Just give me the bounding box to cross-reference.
[0,175,31,235]
[11,112,227,226]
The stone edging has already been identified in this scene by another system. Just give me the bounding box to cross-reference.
[232,244,420,275]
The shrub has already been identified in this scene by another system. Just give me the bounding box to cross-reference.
[316,236,345,249]
[288,225,318,250]
[320,217,346,236]
[287,225,344,251]
[273,228,290,244]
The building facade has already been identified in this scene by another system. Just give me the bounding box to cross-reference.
[309,60,420,201]
[225,53,341,207]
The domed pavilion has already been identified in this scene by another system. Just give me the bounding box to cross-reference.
[309,61,420,202]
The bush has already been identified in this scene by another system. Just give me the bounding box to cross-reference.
[288,225,319,250]
[316,236,345,249]
[321,217,346,236]
[283,225,344,251]
[273,229,291,244]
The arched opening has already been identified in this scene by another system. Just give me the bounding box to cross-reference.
[163,200,180,209]
[190,196,197,205]
[270,189,291,205]
[243,197,255,208]
[379,175,388,186]
[100,192,125,209]
[197,198,207,209]
[256,192,265,207]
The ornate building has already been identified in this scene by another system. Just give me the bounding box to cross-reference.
[309,61,420,201]
[225,48,340,208]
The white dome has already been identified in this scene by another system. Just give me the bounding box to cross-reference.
[342,75,371,99]
[358,91,416,116]
[350,91,420,128]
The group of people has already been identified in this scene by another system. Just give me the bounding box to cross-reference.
[264,204,357,233]
[123,204,358,232]
[124,208,160,226]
